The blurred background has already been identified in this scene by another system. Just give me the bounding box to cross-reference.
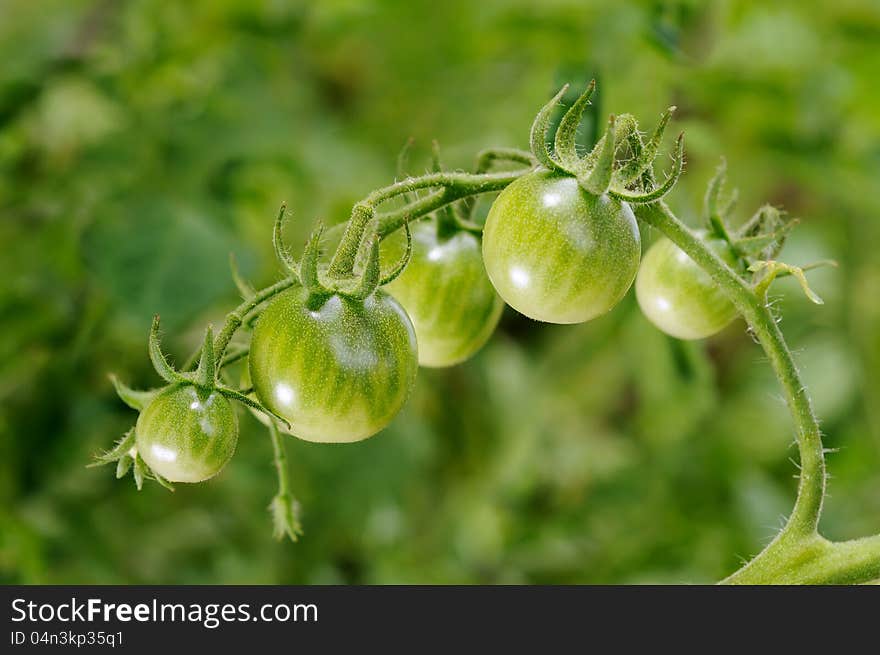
[2,0,879,584]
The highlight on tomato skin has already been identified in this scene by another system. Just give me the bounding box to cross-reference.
[482,170,641,325]
[136,385,239,483]
[248,286,419,443]
[383,219,504,368]
[635,233,740,340]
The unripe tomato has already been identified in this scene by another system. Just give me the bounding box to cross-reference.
[136,385,238,483]
[482,170,641,324]
[635,233,739,340]
[248,287,418,443]
[383,221,504,367]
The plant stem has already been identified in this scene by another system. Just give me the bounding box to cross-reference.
[368,169,528,237]
[268,421,302,541]
[635,201,880,584]
[269,421,291,499]
[212,277,297,366]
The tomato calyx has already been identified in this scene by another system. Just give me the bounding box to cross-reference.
[273,200,414,303]
[148,315,289,428]
[695,160,835,304]
[527,81,684,204]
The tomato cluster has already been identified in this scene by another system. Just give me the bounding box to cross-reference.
[105,82,810,543]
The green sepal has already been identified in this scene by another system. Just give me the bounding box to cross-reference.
[89,427,137,468]
[109,374,158,411]
[380,221,412,286]
[581,113,636,175]
[299,223,326,295]
[609,133,684,204]
[580,114,617,195]
[733,221,797,258]
[150,468,176,492]
[720,188,739,223]
[270,493,303,543]
[132,453,146,490]
[553,79,596,169]
[148,316,189,385]
[613,106,675,187]
[346,232,381,300]
[737,204,779,238]
[90,427,175,491]
[116,454,132,479]
[529,84,569,172]
[273,202,297,276]
[735,205,793,260]
[217,385,292,430]
[395,137,416,205]
[194,325,216,389]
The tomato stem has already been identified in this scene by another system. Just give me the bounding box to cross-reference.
[268,421,302,541]
[635,200,880,584]
[369,169,529,238]
[212,277,298,367]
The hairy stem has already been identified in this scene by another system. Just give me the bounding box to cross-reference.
[212,277,297,366]
[269,421,291,499]
[368,169,528,237]
[634,201,880,584]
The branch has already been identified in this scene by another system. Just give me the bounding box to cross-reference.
[633,201,880,584]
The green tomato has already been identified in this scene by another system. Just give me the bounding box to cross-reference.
[136,385,238,483]
[482,170,641,324]
[383,220,504,367]
[635,233,739,340]
[249,287,418,443]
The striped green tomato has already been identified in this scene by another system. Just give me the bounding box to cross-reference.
[136,385,238,483]
[482,170,641,324]
[635,232,739,340]
[248,287,418,443]
[383,220,504,367]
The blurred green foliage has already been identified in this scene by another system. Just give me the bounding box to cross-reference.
[1,0,879,584]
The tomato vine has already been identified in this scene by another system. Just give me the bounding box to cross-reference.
[96,82,880,584]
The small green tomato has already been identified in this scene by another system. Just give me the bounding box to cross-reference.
[383,220,504,367]
[635,233,739,340]
[136,385,238,483]
[249,287,418,443]
[482,170,641,324]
